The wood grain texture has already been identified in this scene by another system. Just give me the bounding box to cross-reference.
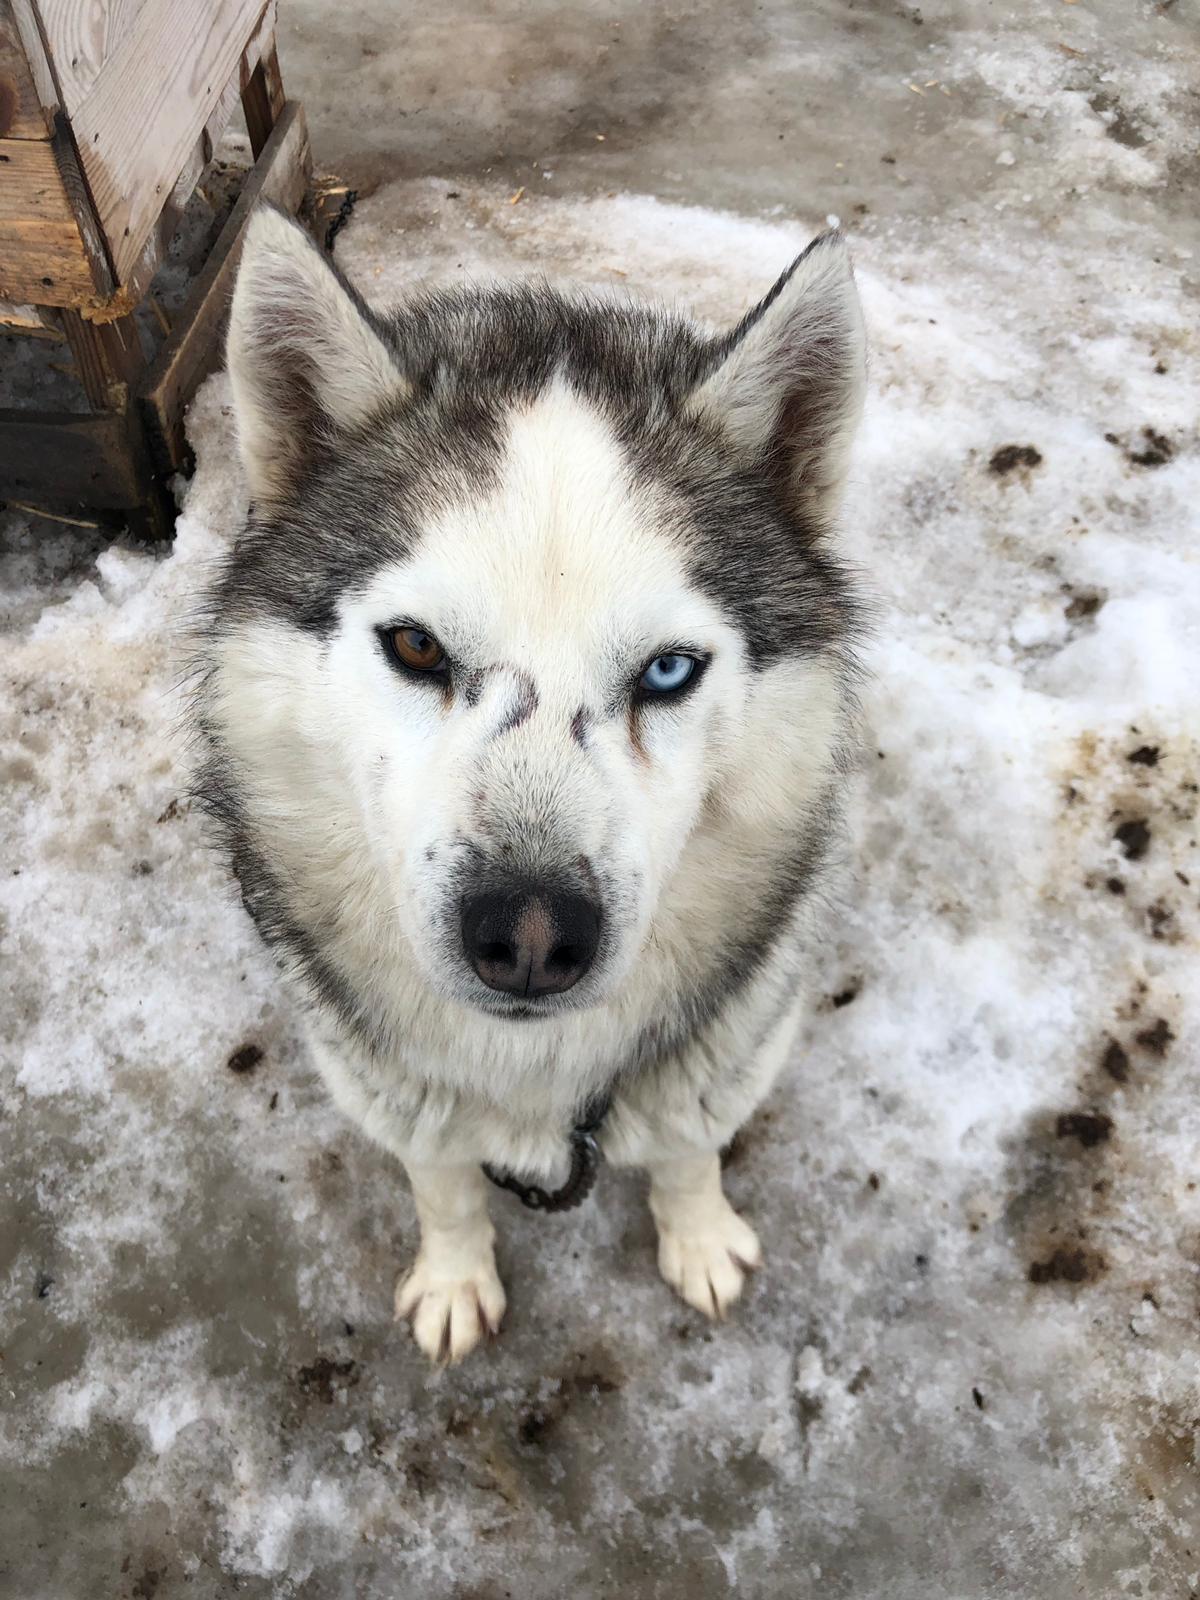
[32,0,148,110]
[7,0,58,116]
[0,0,47,136]
[0,133,97,302]
[92,45,249,322]
[61,306,145,409]
[202,61,241,163]
[66,0,269,283]
[141,99,309,472]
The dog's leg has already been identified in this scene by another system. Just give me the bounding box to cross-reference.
[647,1152,762,1319]
[395,1162,506,1363]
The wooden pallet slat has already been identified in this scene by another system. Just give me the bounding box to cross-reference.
[0,0,48,136]
[65,0,269,285]
[31,0,151,110]
[140,98,310,473]
[0,134,98,302]
[0,407,147,507]
[1,2,309,541]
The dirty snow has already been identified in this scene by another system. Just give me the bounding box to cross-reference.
[2,18,1200,1599]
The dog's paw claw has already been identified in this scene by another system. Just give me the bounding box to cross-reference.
[395,1255,506,1365]
[656,1206,762,1320]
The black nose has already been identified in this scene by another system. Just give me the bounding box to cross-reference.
[461,884,601,999]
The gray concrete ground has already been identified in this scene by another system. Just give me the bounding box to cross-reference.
[2,2,1199,1597]
[281,0,1197,254]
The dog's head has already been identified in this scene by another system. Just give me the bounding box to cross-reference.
[207,208,864,1023]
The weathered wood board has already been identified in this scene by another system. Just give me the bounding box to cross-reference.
[1,0,303,540]
[0,407,147,507]
[0,0,47,136]
[26,0,151,109]
[0,135,98,303]
[62,0,272,284]
[141,99,309,471]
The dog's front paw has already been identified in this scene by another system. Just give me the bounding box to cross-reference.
[394,1247,506,1365]
[654,1198,762,1320]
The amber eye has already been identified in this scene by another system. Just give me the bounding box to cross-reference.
[387,626,446,672]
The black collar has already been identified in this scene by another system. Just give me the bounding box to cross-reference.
[482,1090,612,1213]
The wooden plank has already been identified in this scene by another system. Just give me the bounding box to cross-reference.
[242,39,283,158]
[7,0,58,118]
[0,0,47,136]
[29,0,148,110]
[87,53,248,323]
[0,132,97,303]
[66,0,268,284]
[140,99,309,473]
[5,2,115,298]
[0,407,143,507]
[0,402,174,537]
[75,48,270,322]
[60,307,145,409]
[203,62,243,164]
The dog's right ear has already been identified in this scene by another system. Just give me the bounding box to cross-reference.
[226,206,410,504]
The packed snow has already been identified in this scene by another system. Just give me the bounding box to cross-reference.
[2,20,1199,1596]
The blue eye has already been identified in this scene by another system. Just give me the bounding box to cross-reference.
[639,653,698,696]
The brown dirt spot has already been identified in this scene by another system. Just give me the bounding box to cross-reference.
[1005,1087,1118,1289]
[1128,745,1160,767]
[516,1348,623,1446]
[1134,1017,1174,1058]
[794,1391,825,1430]
[1114,818,1151,860]
[1106,426,1173,468]
[1101,1039,1131,1083]
[1063,587,1105,622]
[295,1355,359,1404]
[1028,1244,1107,1285]
[1088,89,1148,148]
[1056,1111,1113,1149]
[1146,901,1175,940]
[1116,981,1150,1022]
[1128,427,1173,467]
[989,444,1042,475]
[226,1043,264,1074]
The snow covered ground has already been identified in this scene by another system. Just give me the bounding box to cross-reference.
[2,6,1199,1597]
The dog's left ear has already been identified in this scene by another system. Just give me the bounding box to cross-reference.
[227,205,411,504]
[687,232,866,530]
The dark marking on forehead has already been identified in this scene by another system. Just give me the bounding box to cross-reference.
[492,669,538,739]
[570,707,591,747]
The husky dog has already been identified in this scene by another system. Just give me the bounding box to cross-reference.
[193,205,865,1363]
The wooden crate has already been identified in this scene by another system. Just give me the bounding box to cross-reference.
[0,0,312,538]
